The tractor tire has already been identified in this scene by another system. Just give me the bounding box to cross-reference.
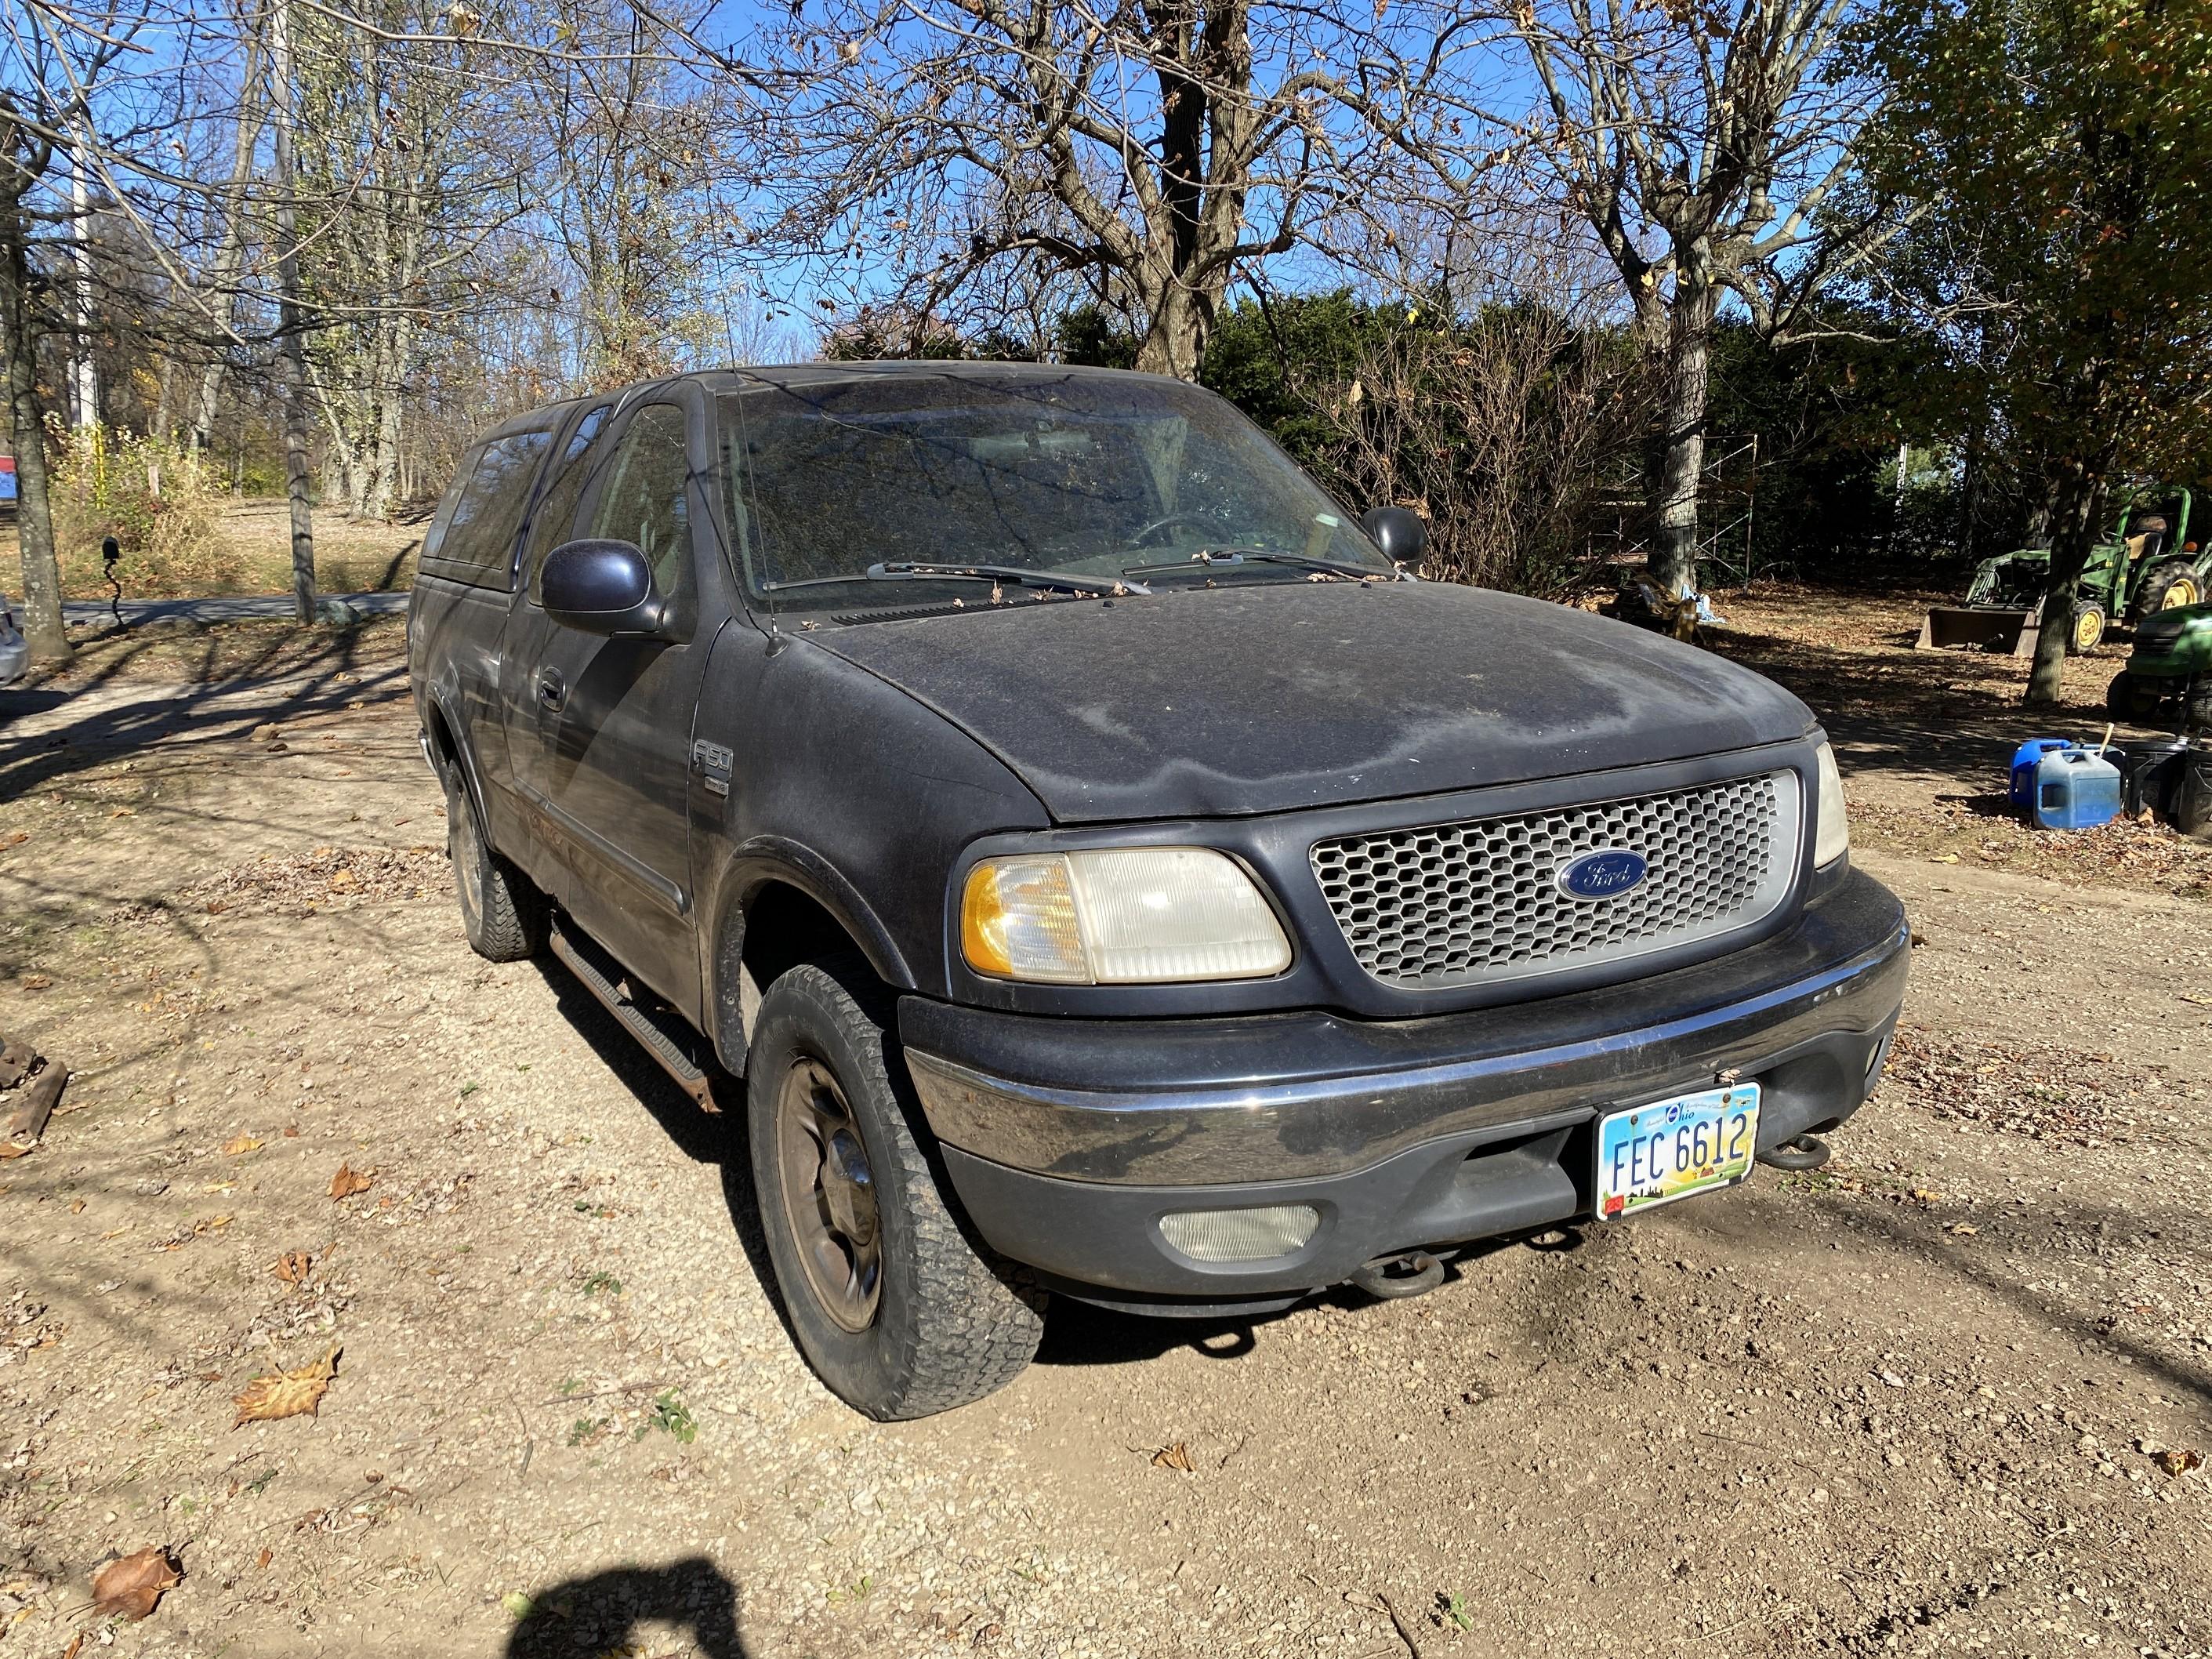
[2188,678,2212,736]
[2068,601,2107,655]
[2107,670,2159,727]
[2128,558,2204,623]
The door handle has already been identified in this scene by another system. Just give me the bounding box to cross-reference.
[536,668,567,711]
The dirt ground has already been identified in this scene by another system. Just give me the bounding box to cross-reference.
[2,593,2209,1659]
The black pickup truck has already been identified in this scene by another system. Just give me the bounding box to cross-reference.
[408,363,1909,1419]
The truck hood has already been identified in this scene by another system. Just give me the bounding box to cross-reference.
[802,579,1815,822]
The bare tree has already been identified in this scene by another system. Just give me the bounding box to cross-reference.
[0,0,154,660]
[1507,0,1887,597]
[722,0,1482,381]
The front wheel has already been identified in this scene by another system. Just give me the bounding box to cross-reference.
[747,962,1043,1419]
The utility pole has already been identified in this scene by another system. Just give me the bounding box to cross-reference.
[269,0,317,623]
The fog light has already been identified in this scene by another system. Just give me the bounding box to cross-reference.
[1158,1204,1321,1263]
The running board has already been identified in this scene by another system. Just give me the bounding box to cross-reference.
[547,921,718,1111]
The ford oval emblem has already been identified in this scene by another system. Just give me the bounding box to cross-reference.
[1557,848,1648,900]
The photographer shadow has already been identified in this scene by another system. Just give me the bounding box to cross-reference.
[504,1557,746,1657]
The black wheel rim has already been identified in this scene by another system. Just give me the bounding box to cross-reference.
[775,1056,883,1333]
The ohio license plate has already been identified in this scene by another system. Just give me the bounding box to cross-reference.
[1594,1084,1761,1221]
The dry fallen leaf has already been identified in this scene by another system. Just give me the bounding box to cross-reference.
[18,973,50,990]
[223,1134,263,1156]
[234,1345,339,1426]
[61,1632,83,1659]
[69,1198,85,1214]
[1151,1442,1198,1473]
[2159,1448,2203,1476]
[328,1163,373,1201]
[273,1250,314,1285]
[89,1545,181,1621]
[256,1548,273,1570]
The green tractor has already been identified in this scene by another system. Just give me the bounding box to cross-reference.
[2108,601,2212,730]
[1916,487,2210,657]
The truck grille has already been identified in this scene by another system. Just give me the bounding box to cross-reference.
[1309,771,1799,989]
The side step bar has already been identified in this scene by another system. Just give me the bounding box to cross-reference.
[548,920,719,1110]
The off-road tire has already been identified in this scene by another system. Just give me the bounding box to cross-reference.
[747,961,1045,1420]
[2128,558,2203,623]
[440,763,546,962]
[2067,601,2106,655]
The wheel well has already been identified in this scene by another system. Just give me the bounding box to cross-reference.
[424,702,460,777]
[714,880,881,1071]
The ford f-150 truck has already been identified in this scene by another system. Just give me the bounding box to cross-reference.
[408,363,1909,1419]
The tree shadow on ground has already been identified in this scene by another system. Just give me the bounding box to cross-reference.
[1706,622,2146,790]
[0,619,408,804]
[504,1557,747,1657]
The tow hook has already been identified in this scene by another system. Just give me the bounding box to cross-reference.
[1351,1250,1445,1301]
[1757,1133,1832,1172]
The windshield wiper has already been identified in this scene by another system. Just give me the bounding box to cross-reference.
[1120,548,1394,583]
[764,562,1144,597]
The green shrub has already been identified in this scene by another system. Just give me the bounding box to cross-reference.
[49,424,246,597]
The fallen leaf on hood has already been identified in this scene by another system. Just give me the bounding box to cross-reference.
[223,1134,263,1156]
[90,1545,181,1621]
[234,1345,339,1426]
[328,1163,373,1201]
[1151,1442,1197,1472]
[272,1250,314,1285]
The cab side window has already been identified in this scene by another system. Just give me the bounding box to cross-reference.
[422,427,553,590]
[524,402,611,602]
[589,404,694,601]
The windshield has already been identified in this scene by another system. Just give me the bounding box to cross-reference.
[716,371,1391,608]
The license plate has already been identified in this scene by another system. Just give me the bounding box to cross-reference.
[1594,1084,1761,1221]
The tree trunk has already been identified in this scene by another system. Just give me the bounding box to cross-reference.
[2025,469,2102,706]
[0,194,69,663]
[270,0,317,623]
[1133,280,1214,381]
[1649,257,1717,599]
[66,143,96,432]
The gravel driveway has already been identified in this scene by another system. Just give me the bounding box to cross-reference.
[1,648,2208,1659]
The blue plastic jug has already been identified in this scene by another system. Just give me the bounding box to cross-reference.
[2032,746,2122,830]
[2008,738,2073,809]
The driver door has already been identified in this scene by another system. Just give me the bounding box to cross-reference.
[511,393,713,1005]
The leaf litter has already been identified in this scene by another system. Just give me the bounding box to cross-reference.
[88,1546,181,1621]
[234,1345,340,1426]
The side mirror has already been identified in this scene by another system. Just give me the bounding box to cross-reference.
[1360,506,1427,566]
[541,539,670,637]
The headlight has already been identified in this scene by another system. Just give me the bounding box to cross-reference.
[1814,742,1850,867]
[961,848,1292,984]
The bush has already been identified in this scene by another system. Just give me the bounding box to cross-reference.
[49,424,245,597]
